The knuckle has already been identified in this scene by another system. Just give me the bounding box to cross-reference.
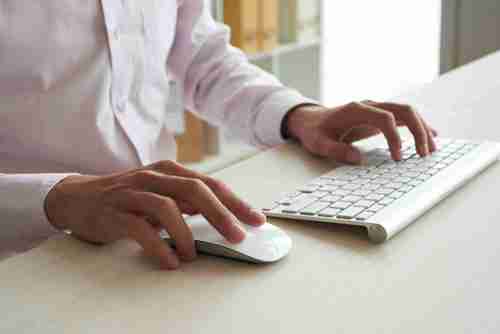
[381,112,396,125]
[187,178,208,193]
[205,177,227,193]
[160,197,177,212]
[154,160,182,173]
[132,170,157,183]
[346,101,363,110]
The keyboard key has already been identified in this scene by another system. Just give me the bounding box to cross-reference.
[362,183,381,191]
[399,185,414,193]
[417,174,432,181]
[330,180,348,186]
[299,185,318,193]
[331,189,352,197]
[352,189,372,197]
[365,193,385,201]
[277,197,294,205]
[356,200,376,208]
[394,176,412,183]
[404,172,420,178]
[300,202,331,215]
[375,188,394,195]
[322,195,343,203]
[428,168,440,175]
[372,178,391,185]
[408,180,423,187]
[318,208,341,217]
[343,195,363,203]
[311,191,329,198]
[379,198,395,206]
[337,207,365,219]
[389,191,405,199]
[331,201,352,209]
[319,185,338,192]
[370,204,385,212]
[282,195,317,213]
[343,184,362,191]
[386,182,404,189]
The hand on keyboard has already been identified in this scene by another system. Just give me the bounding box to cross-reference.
[284,101,437,164]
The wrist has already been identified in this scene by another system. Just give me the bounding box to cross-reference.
[284,104,325,142]
[44,175,81,231]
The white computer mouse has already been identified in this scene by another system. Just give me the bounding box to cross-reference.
[160,215,292,264]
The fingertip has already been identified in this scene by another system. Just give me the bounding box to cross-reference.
[346,149,363,165]
[228,223,247,243]
[161,256,180,270]
[249,209,267,225]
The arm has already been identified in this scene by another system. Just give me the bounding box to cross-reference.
[0,174,74,259]
[167,3,437,163]
[167,1,315,148]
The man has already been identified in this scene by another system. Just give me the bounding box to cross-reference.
[0,1,436,269]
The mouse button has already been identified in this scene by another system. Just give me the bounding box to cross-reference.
[228,235,283,262]
[187,218,225,243]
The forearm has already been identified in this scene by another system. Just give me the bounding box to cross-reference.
[168,2,315,147]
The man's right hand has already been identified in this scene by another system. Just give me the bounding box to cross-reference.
[44,161,266,270]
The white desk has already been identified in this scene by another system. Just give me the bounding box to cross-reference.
[2,52,500,333]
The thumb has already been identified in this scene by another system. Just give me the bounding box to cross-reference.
[313,136,363,164]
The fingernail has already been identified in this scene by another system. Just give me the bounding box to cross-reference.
[420,144,429,156]
[393,150,402,161]
[346,150,362,164]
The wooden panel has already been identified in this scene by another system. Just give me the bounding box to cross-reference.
[258,0,279,52]
[175,111,205,163]
[224,0,259,53]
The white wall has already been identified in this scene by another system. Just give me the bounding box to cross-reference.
[322,1,441,107]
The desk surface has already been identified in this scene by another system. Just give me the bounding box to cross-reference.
[2,52,500,333]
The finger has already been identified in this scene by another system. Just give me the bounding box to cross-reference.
[311,135,363,164]
[203,177,266,227]
[150,161,265,227]
[417,114,437,152]
[134,172,246,243]
[354,103,403,160]
[367,102,429,157]
[118,212,180,270]
[114,190,196,261]
[340,126,382,143]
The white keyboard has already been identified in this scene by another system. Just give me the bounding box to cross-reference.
[263,138,500,242]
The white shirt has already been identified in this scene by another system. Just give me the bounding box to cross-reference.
[0,0,312,259]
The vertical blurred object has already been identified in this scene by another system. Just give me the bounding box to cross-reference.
[258,0,279,52]
[224,0,260,54]
[279,0,321,44]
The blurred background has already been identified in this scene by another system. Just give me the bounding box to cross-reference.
[175,0,500,173]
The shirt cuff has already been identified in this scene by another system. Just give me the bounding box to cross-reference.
[0,173,79,256]
[254,89,317,147]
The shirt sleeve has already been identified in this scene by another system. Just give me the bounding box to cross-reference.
[0,174,76,259]
[167,1,316,148]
